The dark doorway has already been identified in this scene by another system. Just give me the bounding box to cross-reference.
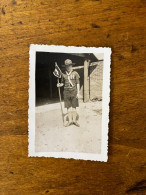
[35,52,97,106]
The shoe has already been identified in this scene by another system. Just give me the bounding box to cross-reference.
[64,122,72,127]
[73,122,80,127]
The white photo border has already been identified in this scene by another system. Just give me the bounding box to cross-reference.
[28,44,111,162]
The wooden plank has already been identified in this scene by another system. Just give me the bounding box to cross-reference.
[0,135,145,195]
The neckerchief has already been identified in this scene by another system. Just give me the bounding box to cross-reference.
[66,70,74,87]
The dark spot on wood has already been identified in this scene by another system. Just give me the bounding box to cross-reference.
[45,190,49,193]
[103,18,108,21]
[116,182,124,186]
[118,54,124,61]
[107,33,110,38]
[12,0,17,5]
[18,21,23,24]
[48,19,53,22]
[11,23,14,25]
[67,24,71,27]
[104,8,112,12]
[2,7,6,15]
[116,17,120,20]
[91,24,100,28]
[131,45,138,53]
[139,163,146,171]
[10,171,14,174]
[141,0,145,3]
[126,180,146,193]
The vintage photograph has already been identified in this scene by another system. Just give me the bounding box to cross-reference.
[29,45,111,161]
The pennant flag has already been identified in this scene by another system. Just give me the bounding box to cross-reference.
[53,62,62,78]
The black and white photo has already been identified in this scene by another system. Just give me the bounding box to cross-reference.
[29,45,111,161]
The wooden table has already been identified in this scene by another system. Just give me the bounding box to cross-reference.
[0,0,145,194]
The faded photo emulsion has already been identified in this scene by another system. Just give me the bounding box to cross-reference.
[29,45,111,161]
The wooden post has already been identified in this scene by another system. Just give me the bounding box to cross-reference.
[84,59,89,102]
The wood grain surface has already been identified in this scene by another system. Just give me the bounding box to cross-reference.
[0,0,146,194]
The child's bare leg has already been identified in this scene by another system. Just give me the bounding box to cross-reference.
[64,107,72,127]
[67,107,73,123]
[72,108,80,127]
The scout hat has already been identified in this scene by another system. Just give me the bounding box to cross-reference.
[64,59,76,66]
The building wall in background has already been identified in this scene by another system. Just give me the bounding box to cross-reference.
[89,61,103,101]
[75,61,103,101]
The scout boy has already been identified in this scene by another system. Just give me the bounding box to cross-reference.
[57,59,80,127]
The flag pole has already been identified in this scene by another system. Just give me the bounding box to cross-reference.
[57,78,64,124]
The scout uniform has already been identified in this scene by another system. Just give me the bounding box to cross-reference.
[61,71,80,109]
[61,59,80,127]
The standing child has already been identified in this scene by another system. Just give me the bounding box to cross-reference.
[57,59,80,127]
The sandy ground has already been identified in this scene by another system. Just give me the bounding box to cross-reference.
[35,100,102,154]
